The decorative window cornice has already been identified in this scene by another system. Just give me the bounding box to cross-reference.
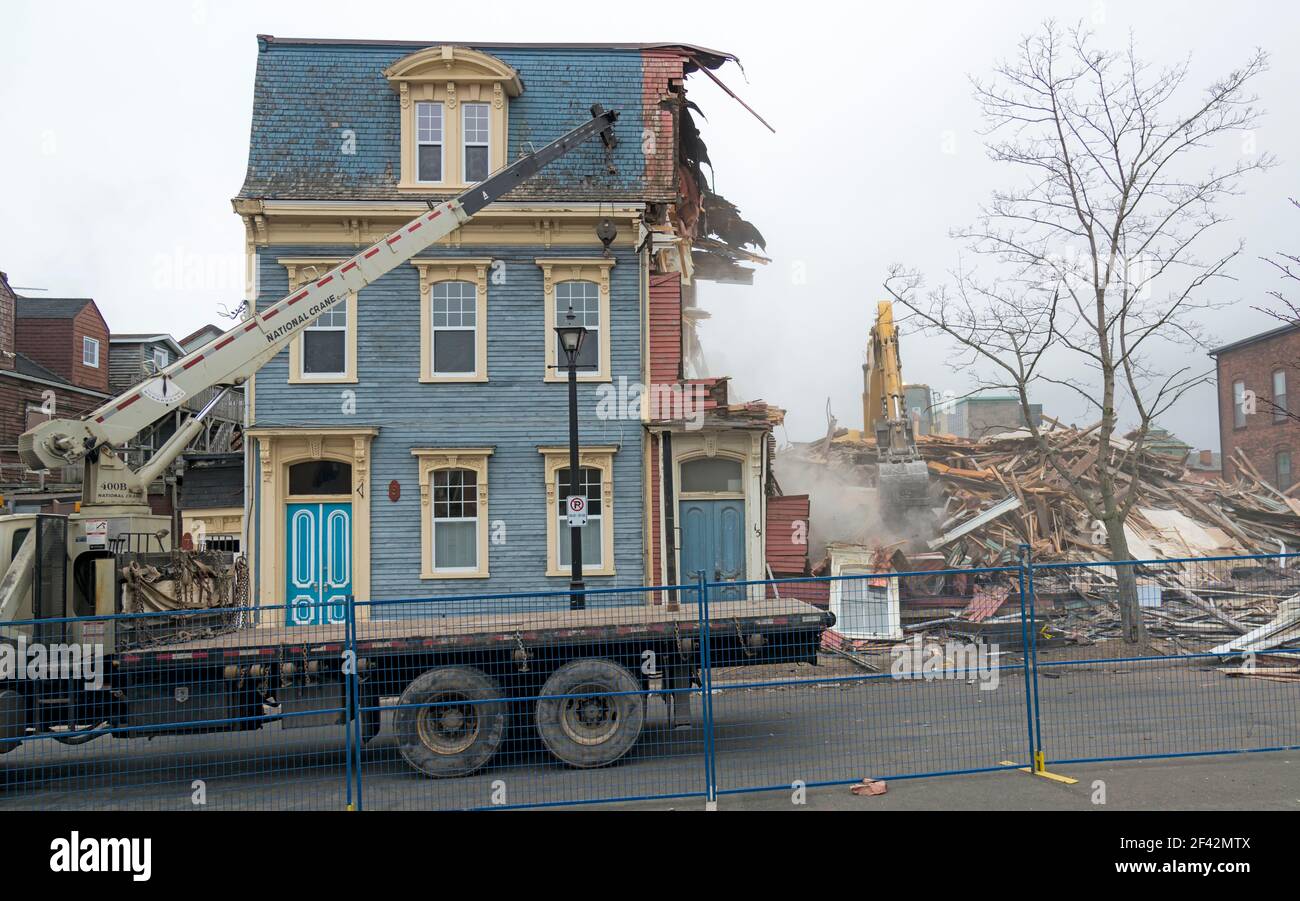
[411,447,494,580]
[536,258,615,384]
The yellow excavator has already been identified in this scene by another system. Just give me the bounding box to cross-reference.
[863,300,933,519]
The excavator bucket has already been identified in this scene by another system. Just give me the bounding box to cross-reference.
[877,459,934,520]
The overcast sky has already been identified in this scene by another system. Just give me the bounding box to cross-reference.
[2,0,1294,449]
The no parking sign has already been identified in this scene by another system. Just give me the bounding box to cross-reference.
[565,494,588,527]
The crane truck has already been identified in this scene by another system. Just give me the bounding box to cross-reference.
[863,300,934,520]
[0,107,832,778]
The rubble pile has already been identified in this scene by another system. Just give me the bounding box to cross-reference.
[787,421,1300,653]
[799,421,1300,567]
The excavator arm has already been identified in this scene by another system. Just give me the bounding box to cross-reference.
[863,300,932,518]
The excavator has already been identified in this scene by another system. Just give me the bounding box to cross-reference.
[863,300,933,520]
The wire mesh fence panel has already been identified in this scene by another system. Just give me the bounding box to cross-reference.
[1030,556,1300,765]
[349,586,711,810]
[703,568,1035,798]
[0,601,354,811]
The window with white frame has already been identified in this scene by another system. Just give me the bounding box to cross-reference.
[1277,450,1293,490]
[152,346,169,371]
[416,101,444,183]
[431,281,477,376]
[82,337,99,368]
[556,466,603,570]
[432,468,479,571]
[1273,369,1288,421]
[462,102,490,183]
[302,299,348,376]
[1233,379,1247,429]
[555,281,600,372]
[413,447,492,579]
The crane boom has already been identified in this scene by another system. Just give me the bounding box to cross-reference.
[20,106,620,478]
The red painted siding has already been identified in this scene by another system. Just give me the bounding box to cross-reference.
[649,273,682,386]
[71,306,110,393]
[765,494,811,576]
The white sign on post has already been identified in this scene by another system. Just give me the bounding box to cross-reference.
[85,519,109,550]
[566,494,588,527]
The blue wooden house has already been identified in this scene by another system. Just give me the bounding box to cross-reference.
[232,36,797,624]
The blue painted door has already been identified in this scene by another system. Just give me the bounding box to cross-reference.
[285,502,352,626]
[680,499,745,600]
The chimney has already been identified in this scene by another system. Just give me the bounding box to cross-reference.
[1199,449,1213,466]
[0,272,15,372]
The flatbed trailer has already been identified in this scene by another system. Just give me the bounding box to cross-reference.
[9,596,834,776]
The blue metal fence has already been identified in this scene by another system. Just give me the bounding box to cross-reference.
[1,551,1297,809]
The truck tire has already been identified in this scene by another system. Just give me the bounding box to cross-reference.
[394,666,506,778]
[0,689,23,754]
[535,658,645,768]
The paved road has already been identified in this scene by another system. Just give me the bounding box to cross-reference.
[1,656,1296,810]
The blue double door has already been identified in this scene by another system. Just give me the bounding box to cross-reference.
[680,499,745,600]
[285,502,353,626]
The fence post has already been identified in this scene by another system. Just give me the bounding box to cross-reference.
[1018,544,1046,773]
[1015,545,1036,770]
[344,593,362,810]
[696,572,717,810]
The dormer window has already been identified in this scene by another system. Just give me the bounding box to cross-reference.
[416,101,444,183]
[152,347,169,370]
[462,102,490,182]
[385,45,522,191]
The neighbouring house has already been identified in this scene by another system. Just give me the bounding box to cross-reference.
[111,332,244,464]
[1184,449,1223,483]
[179,323,228,352]
[0,277,112,507]
[936,394,1043,440]
[233,36,781,625]
[1209,322,1299,489]
[179,452,245,552]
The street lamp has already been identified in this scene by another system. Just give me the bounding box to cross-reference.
[554,307,588,610]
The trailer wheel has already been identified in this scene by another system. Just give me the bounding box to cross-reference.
[535,659,645,768]
[394,666,506,778]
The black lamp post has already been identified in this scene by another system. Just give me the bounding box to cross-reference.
[554,307,588,610]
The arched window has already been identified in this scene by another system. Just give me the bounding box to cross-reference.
[680,458,743,494]
[288,460,352,496]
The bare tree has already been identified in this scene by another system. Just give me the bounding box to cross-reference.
[886,22,1272,643]
[1256,198,1300,426]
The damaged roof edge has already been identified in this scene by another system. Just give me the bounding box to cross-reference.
[255,34,739,69]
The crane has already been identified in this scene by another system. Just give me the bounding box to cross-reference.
[0,106,620,629]
[863,300,933,520]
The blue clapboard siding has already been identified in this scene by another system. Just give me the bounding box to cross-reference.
[252,244,645,607]
[241,39,657,202]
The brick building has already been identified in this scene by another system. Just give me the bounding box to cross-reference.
[0,273,112,497]
[1209,322,1299,489]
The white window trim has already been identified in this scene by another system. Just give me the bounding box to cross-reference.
[152,346,169,371]
[537,258,615,383]
[539,445,616,577]
[279,259,358,384]
[414,259,491,383]
[461,101,491,183]
[415,100,445,186]
[413,447,493,579]
[82,336,99,368]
